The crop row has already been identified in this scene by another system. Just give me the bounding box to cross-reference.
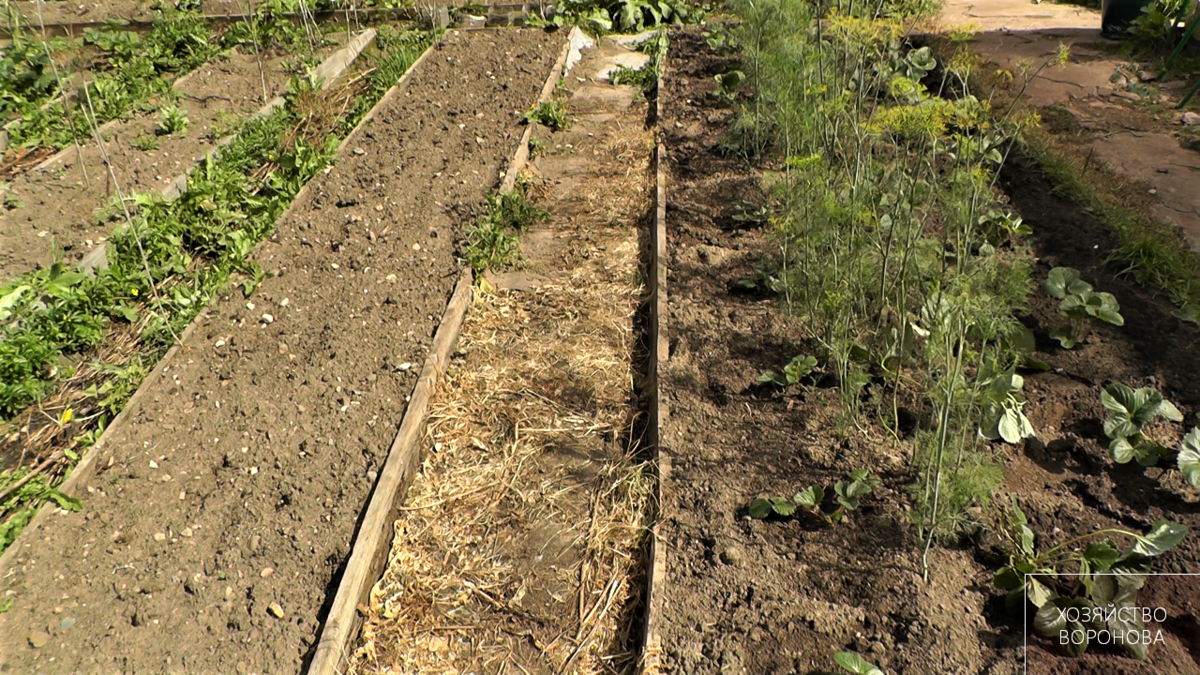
[0,23,434,554]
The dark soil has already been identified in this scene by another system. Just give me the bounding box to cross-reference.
[0,26,564,675]
[655,28,1200,675]
[0,44,315,282]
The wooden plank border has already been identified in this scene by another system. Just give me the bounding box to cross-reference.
[304,26,581,675]
[639,53,670,675]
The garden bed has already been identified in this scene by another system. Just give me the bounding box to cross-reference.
[0,26,565,674]
[0,40,341,282]
[653,27,1200,675]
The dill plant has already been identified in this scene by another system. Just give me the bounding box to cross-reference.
[727,0,1043,575]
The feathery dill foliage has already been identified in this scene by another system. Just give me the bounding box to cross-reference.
[727,0,1042,563]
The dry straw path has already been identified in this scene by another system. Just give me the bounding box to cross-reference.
[351,34,658,675]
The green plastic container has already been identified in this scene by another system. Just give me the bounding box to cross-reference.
[1102,0,1155,36]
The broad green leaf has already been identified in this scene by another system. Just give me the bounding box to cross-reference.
[1083,542,1120,571]
[834,651,885,675]
[993,566,1023,590]
[794,486,821,508]
[758,371,785,386]
[1050,326,1077,349]
[1033,596,1094,656]
[1028,576,1054,608]
[1109,437,1136,464]
[1103,416,1139,442]
[1133,520,1187,557]
[998,409,1023,444]
[749,498,772,519]
[0,285,29,321]
[783,355,817,384]
[1155,398,1184,423]
[770,496,796,517]
[1044,267,1090,299]
[1091,292,1124,326]
[1179,428,1200,487]
[1089,574,1148,660]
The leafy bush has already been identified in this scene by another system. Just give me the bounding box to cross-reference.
[1100,383,1184,466]
[531,0,695,34]
[1043,267,1123,348]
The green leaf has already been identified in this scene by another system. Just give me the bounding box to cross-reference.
[1082,542,1120,571]
[758,371,785,386]
[1155,398,1184,423]
[998,409,1023,444]
[47,489,81,512]
[993,566,1024,590]
[1109,437,1136,463]
[770,496,796,517]
[1028,576,1054,608]
[793,486,822,508]
[1091,292,1124,326]
[749,498,772,519]
[1033,596,1095,656]
[1050,326,1077,349]
[783,355,817,384]
[1088,574,1148,660]
[1179,428,1200,487]
[834,651,885,675]
[1044,267,1089,299]
[1133,520,1187,557]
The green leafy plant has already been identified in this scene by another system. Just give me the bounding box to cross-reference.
[1042,267,1124,348]
[749,470,881,525]
[529,0,693,34]
[993,497,1187,659]
[157,104,190,135]
[713,69,746,104]
[758,354,817,386]
[1179,427,1200,487]
[703,23,738,55]
[131,134,161,151]
[524,100,571,131]
[978,361,1036,444]
[528,136,545,159]
[464,186,548,276]
[3,193,24,210]
[1101,383,1184,466]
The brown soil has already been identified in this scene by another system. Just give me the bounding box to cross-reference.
[0,26,564,675]
[655,28,1200,675]
[0,44,321,282]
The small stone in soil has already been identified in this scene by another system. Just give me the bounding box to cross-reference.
[28,630,50,648]
[154,532,167,542]
[268,602,285,618]
[719,547,743,566]
[260,567,274,578]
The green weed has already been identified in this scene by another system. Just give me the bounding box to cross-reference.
[131,134,161,151]
[524,99,571,131]
[749,469,881,526]
[464,186,548,276]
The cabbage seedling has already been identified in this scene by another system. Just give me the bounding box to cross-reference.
[758,354,817,387]
[1100,383,1183,466]
[978,362,1036,444]
[1042,267,1123,348]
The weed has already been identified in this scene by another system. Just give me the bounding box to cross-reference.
[464,186,548,276]
[528,136,545,159]
[3,194,24,210]
[131,134,161,151]
[749,470,881,526]
[993,497,1186,659]
[157,104,190,136]
[524,99,570,131]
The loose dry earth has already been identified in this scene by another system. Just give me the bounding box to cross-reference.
[0,27,563,675]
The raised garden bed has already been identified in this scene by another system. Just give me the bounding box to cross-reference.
[0,25,567,675]
[651,21,1200,675]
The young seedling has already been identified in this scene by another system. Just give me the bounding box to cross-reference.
[1101,383,1183,466]
[157,104,190,136]
[993,496,1187,659]
[713,69,746,104]
[758,354,817,387]
[978,361,1036,444]
[749,470,881,525]
[1042,267,1123,348]
[131,134,161,151]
